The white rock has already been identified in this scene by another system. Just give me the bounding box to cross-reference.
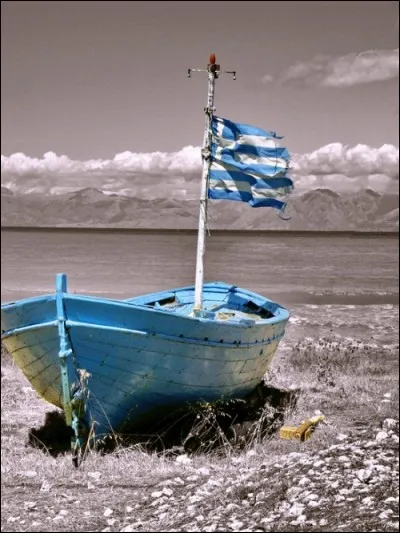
[336,433,348,441]
[305,493,319,501]
[383,418,397,430]
[319,518,328,526]
[151,491,163,499]
[361,496,374,505]
[307,500,320,508]
[176,454,192,464]
[255,491,266,502]
[197,467,211,476]
[384,496,397,503]
[391,434,399,444]
[383,392,392,399]
[229,520,244,530]
[376,431,388,441]
[120,526,136,532]
[261,517,274,524]
[103,509,113,517]
[356,469,373,483]
[87,471,102,481]
[287,486,303,500]
[288,502,305,517]
[162,488,173,497]
[22,471,37,478]
[298,477,311,487]
[226,503,240,511]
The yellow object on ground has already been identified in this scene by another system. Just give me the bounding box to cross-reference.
[280,415,325,441]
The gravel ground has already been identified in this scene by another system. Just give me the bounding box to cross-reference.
[88,421,399,533]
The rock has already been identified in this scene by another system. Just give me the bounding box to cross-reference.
[383,418,397,431]
[87,471,102,481]
[229,520,244,530]
[176,454,192,464]
[298,477,311,487]
[120,526,136,532]
[287,487,303,500]
[151,491,163,499]
[24,502,37,511]
[103,508,113,517]
[255,491,266,502]
[375,431,388,441]
[22,471,37,478]
[226,503,240,512]
[356,469,373,483]
[288,502,305,517]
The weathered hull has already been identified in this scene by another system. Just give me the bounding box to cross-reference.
[1,280,290,437]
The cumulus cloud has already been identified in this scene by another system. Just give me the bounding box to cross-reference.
[1,147,202,198]
[1,142,399,197]
[262,48,399,88]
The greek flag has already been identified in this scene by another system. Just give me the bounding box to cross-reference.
[208,116,293,211]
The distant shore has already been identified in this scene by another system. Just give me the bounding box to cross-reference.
[1,226,398,238]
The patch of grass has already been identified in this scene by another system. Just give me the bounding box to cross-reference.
[1,336,399,532]
[266,337,399,435]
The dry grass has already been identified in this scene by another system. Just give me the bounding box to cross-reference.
[1,336,399,532]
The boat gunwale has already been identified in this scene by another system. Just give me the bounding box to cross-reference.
[2,314,287,347]
[1,283,290,334]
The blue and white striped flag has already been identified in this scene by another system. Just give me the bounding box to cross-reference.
[208,116,294,212]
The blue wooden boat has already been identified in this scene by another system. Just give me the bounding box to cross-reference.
[1,279,289,437]
[1,55,293,458]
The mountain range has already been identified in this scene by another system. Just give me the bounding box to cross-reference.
[1,186,398,231]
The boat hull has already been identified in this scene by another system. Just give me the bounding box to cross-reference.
[1,281,290,437]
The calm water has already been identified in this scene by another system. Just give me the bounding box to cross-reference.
[1,228,399,344]
[1,229,398,304]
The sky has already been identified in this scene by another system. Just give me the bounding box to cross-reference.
[1,0,399,197]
